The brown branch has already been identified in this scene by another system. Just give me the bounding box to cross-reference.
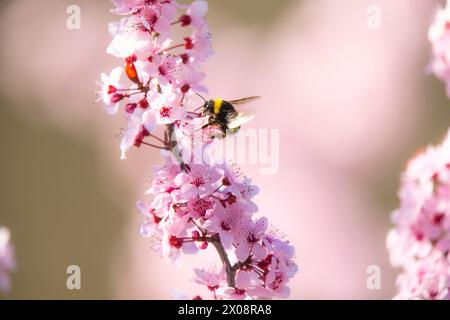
[141,141,169,150]
[148,133,166,145]
[166,123,236,288]
[211,238,236,287]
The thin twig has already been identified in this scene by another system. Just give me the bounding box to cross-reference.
[148,133,167,145]
[211,238,236,287]
[166,124,236,287]
[141,141,169,150]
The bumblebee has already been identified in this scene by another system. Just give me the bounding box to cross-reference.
[201,96,259,137]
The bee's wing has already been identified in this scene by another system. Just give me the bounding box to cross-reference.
[227,113,255,129]
[228,96,261,106]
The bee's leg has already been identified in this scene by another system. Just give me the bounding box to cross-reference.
[220,124,228,137]
[208,116,217,125]
[195,117,214,130]
[201,118,215,130]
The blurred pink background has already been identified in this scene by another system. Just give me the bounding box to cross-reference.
[1,0,449,299]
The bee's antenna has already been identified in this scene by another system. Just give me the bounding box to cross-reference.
[196,93,207,102]
[193,105,204,112]
[192,93,208,112]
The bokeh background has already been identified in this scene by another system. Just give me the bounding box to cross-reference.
[1,0,449,299]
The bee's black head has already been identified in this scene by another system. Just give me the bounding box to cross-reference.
[202,100,215,115]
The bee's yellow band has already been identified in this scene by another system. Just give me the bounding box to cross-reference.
[213,98,223,114]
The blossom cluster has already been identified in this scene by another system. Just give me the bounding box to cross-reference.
[0,226,15,294]
[387,1,450,300]
[387,131,450,300]
[97,0,213,160]
[429,0,450,96]
[98,0,298,299]
[137,153,297,299]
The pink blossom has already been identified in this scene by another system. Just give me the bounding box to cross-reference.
[172,117,216,156]
[186,196,213,219]
[120,111,156,160]
[215,287,250,300]
[147,151,181,194]
[111,0,178,18]
[203,202,244,248]
[147,86,184,124]
[144,55,178,86]
[192,265,225,293]
[234,217,268,262]
[216,270,270,300]
[137,6,171,36]
[429,1,450,97]
[96,67,124,115]
[177,0,208,28]
[107,31,153,59]
[136,200,163,237]
[258,242,298,298]
[215,163,246,195]
[0,226,15,294]
[180,27,214,66]
[176,67,208,96]
[387,129,450,299]
[110,0,146,15]
[394,257,450,300]
[174,163,220,198]
[160,233,184,266]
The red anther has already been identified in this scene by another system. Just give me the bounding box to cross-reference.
[445,21,450,31]
[134,126,150,147]
[151,209,162,224]
[158,65,167,76]
[125,103,137,114]
[140,126,150,137]
[166,186,176,194]
[207,285,219,292]
[110,93,124,103]
[125,55,137,64]
[433,213,445,225]
[180,53,189,64]
[108,85,117,94]
[192,295,202,300]
[180,84,190,93]
[234,289,246,296]
[134,136,143,148]
[160,106,171,118]
[134,138,143,148]
[222,177,231,186]
[415,231,424,241]
[139,99,149,109]
[257,254,273,271]
[169,235,183,249]
[184,37,194,50]
[432,172,439,182]
[179,14,192,27]
[221,193,236,206]
[199,241,208,250]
